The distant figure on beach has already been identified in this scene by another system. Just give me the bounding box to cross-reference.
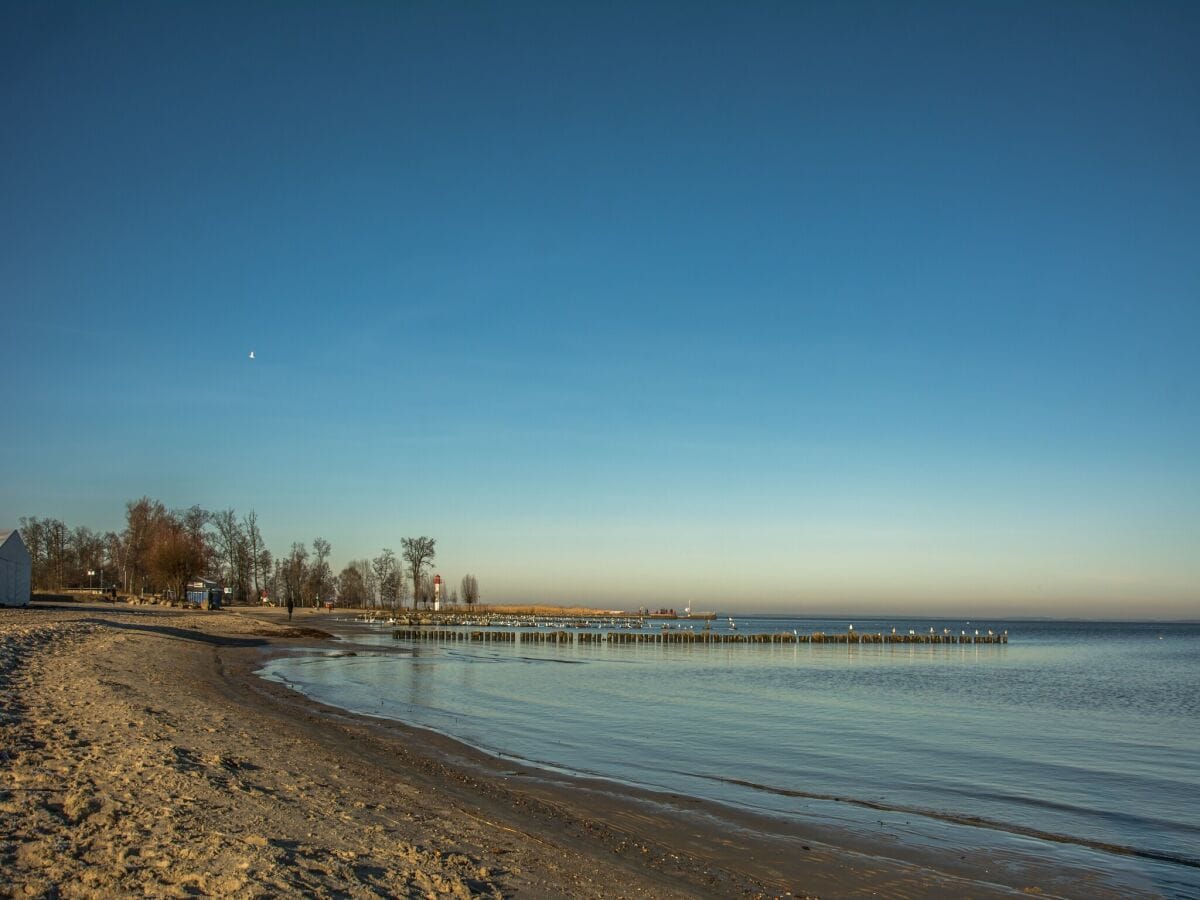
[286,596,294,621]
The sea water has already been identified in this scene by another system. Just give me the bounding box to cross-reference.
[259,617,1200,896]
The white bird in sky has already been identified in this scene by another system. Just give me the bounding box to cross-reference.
[248,351,255,359]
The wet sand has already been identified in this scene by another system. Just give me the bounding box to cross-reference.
[2,603,1080,897]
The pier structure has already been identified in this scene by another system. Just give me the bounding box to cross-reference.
[392,629,1008,646]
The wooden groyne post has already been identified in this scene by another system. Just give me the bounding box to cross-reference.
[393,629,1008,646]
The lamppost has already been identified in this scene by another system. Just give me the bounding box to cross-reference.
[88,569,95,592]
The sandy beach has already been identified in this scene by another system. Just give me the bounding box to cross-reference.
[2,603,1060,898]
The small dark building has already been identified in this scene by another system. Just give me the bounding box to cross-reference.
[186,577,223,609]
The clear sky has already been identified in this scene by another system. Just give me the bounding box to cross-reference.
[3,1,1198,617]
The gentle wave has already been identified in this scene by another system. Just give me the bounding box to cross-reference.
[263,617,1200,890]
[694,772,1200,869]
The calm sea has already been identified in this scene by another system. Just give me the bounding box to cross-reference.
[260,616,1200,896]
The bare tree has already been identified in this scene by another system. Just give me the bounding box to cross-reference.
[336,564,368,607]
[372,549,401,611]
[353,559,377,607]
[401,537,436,611]
[243,510,265,600]
[257,547,273,601]
[147,515,206,604]
[43,519,68,589]
[179,505,213,572]
[460,574,480,607]
[210,508,250,604]
[18,518,46,590]
[124,497,167,595]
[267,558,283,605]
[308,537,333,606]
[281,543,309,611]
[71,526,106,589]
[417,574,434,608]
[103,531,123,593]
[21,517,111,591]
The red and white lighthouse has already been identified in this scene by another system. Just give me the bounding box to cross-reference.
[433,574,442,611]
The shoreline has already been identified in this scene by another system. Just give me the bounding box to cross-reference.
[0,602,1139,897]
[267,613,1179,896]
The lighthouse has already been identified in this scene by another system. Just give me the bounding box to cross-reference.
[433,574,442,612]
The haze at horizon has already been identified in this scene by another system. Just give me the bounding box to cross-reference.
[3,2,1198,619]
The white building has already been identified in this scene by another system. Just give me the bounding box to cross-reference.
[0,529,32,607]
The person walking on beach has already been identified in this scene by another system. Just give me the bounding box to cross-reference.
[286,596,294,621]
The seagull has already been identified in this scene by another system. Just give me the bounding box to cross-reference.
[248,351,255,359]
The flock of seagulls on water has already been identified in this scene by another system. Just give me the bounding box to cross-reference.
[341,612,1014,642]
[343,612,1010,636]
[343,614,1008,641]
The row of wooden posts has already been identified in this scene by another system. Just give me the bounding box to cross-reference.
[392,629,1008,645]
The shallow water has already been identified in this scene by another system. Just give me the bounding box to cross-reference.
[260,616,1200,896]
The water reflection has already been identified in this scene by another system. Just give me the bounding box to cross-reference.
[261,618,1200,893]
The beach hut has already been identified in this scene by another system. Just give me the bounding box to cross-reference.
[0,529,32,607]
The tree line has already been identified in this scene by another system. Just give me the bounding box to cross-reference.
[17,498,481,609]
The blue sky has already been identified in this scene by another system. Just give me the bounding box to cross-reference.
[3,1,1198,616]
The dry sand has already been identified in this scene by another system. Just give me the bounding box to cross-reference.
[2,603,1069,898]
